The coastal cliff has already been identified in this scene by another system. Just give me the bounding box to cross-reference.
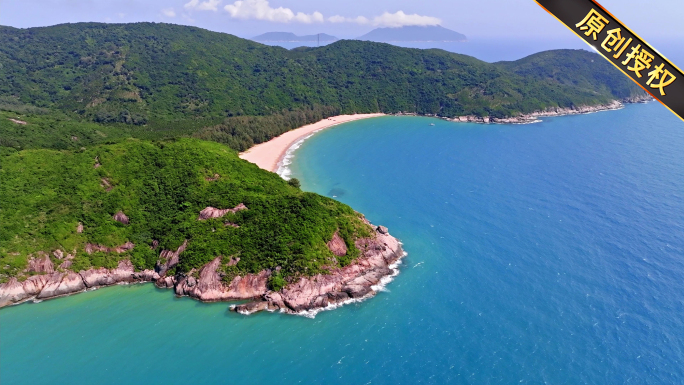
[0,224,403,316]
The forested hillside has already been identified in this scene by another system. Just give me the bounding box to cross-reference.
[495,50,641,103]
[0,23,644,151]
[0,139,370,284]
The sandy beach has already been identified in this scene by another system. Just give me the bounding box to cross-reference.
[239,113,385,172]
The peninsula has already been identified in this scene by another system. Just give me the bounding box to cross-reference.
[0,139,404,315]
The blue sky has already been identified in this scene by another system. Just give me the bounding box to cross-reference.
[1,0,682,41]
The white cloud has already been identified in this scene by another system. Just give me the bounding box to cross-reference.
[223,0,323,23]
[329,11,440,27]
[185,0,222,12]
[328,15,369,24]
[371,11,441,27]
[182,0,439,27]
[162,8,176,17]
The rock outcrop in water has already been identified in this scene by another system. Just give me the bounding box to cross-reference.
[0,223,404,316]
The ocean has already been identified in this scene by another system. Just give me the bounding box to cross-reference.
[260,37,590,62]
[2,102,684,384]
[260,37,684,64]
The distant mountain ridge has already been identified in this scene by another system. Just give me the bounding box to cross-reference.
[358,25,467,42]
[0,23,644,153]
[252,32,338,43]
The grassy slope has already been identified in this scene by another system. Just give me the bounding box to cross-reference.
[0,139,370,283]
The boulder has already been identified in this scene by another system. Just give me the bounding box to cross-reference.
[198,204,248,220]
[327,231,348,257]
[37,272,85,299]
[156,240,188,276]
[0,278,30,307]
[113,211,129,225]
[234,301,269,314]
[27,254,54,274]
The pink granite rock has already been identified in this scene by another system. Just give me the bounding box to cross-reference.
[327,231,348,257]
[198,204,248,220]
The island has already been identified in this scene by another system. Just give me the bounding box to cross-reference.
[357,25,467,42]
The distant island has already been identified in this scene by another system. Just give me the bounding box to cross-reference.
[253,26,466,44]
[252,32,338,43]
[357,25,467,42]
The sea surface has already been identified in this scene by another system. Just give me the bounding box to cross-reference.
[261,37,588,62]
[261,37,684,64]
[2,102,684,384]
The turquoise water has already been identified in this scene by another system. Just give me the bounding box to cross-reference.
[2,102,684,384]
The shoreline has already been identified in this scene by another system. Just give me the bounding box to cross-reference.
[0,223,405,318]
[240,97,652,177]
[239,113,385,173]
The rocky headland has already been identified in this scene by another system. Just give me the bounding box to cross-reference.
[392,96,653,124]
[447,96,652,124]
[0,219,404,316]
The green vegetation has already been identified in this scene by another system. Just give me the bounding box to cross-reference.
[0,139,371,282]
[0,23,643,152]
[0,22,647,285]
[0,104,339,152]
[495,49,641,102]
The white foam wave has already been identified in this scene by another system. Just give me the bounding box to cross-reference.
[276,131,319,180]
[295,253,406,319]
[276,119,356,180]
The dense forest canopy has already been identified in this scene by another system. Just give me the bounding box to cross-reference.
[0,22,648,284]
[0,139,371,284]
[0,22,644,151]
